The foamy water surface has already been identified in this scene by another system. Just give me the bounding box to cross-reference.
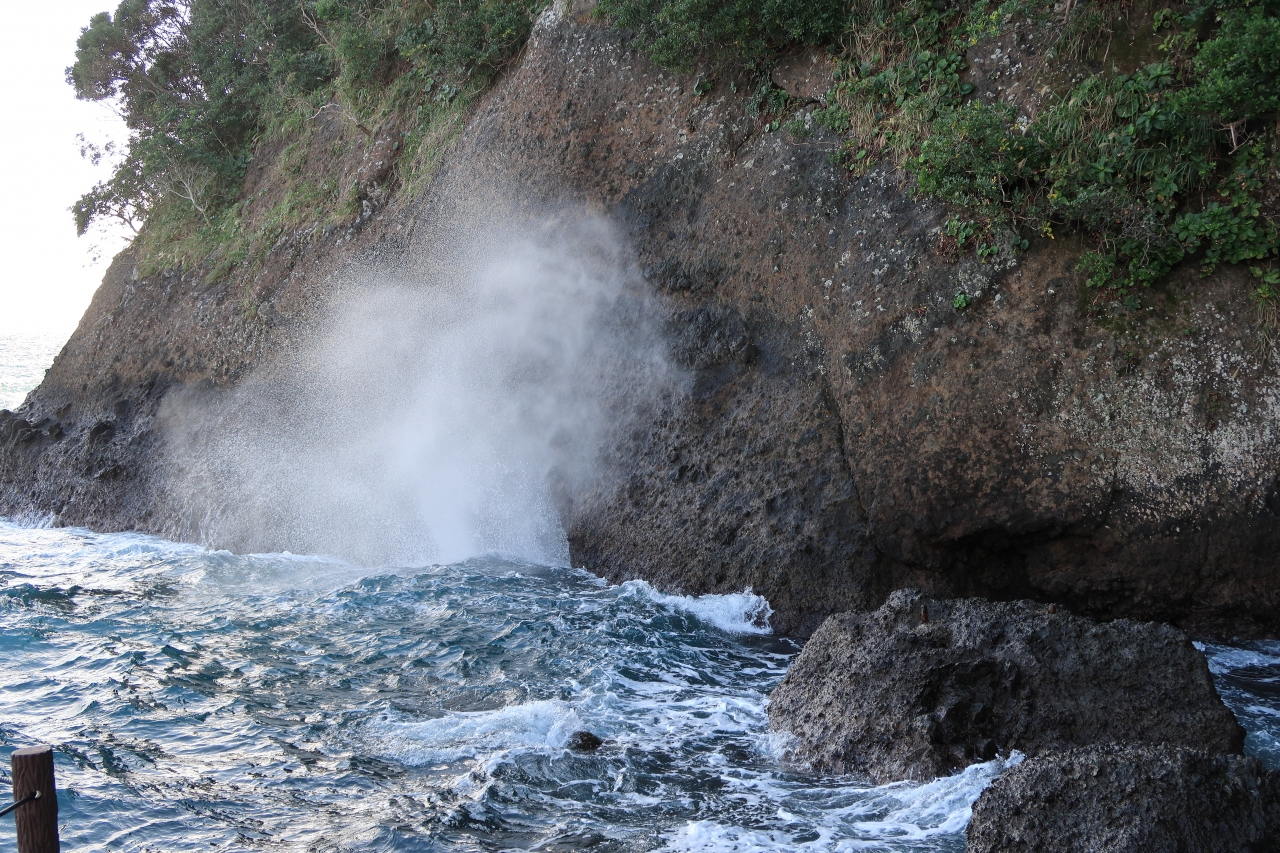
[0,521,1024,852]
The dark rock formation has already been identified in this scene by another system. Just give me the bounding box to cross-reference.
[2,2,1280,638]
[565,730,603,752]
[767,591,1243,783]
[967,745,1280,853]
[453,2,1280,638]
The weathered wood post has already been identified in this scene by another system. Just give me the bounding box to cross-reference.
[10,746,59,853]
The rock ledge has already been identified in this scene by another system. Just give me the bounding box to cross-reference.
[767,590,1243,783]
[967,744,1280,853]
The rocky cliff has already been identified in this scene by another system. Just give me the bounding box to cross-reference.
[2,2,1279,638]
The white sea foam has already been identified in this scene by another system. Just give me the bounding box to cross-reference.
[363,700,585,766]
[622,580,775,635]
[663,754,1022,853]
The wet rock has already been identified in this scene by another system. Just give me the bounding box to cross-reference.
[767,590,1243,783]
[967,745,1280,853]
[565,730,603,752]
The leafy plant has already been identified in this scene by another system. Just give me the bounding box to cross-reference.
[613,0,1280,290]
[891,1,1280,290]
[69,0,546,273]
[594,0,849,69]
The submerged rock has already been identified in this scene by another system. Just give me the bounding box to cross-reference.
[767,590,1243,783]
[565,730,603,752]
[967,745,1280,853]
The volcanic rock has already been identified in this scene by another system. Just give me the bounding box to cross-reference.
[767,590,1243,783]
[967,745,1280,853]
[565,730,603,752]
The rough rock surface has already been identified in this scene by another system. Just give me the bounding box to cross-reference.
[2,1,1280,637]
[967,745,1280,853]
[475,2,1280,638]
[767,591,1243,782]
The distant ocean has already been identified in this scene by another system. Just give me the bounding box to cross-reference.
[0,331,64,411]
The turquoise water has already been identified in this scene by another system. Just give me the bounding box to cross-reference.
[0,522,1015,852]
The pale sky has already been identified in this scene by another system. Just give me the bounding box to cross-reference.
[0,2,130,339]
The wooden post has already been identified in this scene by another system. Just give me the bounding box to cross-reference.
[11,746,59,853]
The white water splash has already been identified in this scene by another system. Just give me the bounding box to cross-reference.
[364,700,585,766]
[663,754,1023,853]
[622,579,775,635]
[160,213,674,568]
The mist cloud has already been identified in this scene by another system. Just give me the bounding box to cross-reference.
[160,211,674,567]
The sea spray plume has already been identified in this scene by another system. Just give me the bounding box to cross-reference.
[158,212,676,566]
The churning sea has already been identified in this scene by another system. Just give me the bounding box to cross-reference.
[2,333,1280,852]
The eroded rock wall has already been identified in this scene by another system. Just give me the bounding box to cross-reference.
[767,591,1244,782]
[967,745,1280,852]
[2,2,1279,637]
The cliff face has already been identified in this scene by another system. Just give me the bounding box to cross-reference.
[2,2,1279,638]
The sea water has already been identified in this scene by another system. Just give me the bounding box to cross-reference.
[0,333,63,412]
[2,340,1278,853]
[0,523,1016,852]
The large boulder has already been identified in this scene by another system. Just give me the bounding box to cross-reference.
[767,590,1243,783]
[967,745,1280,853]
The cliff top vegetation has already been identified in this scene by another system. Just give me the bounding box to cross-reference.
[69,0,545,278]
[70,0,1280,307]
[599,0,1280,305]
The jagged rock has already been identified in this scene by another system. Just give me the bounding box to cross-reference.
[967,745,1280,853]
[767,591,1243,783]
[565,730,603,752]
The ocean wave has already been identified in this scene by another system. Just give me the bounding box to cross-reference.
[664,754,1022,853]
[621,579,775,635]
[363,700,586,766]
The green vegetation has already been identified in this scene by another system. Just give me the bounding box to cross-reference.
[73,0,1280,302]
[901,0,1280,293]
[70,0,545,277]
[594,0,848,69]
[598,0,1280,300]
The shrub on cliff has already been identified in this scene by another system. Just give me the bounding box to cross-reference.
[902,0,1280,292]
[594,0,849,68]
[69,0,545,271]
[608,0,1280,297]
